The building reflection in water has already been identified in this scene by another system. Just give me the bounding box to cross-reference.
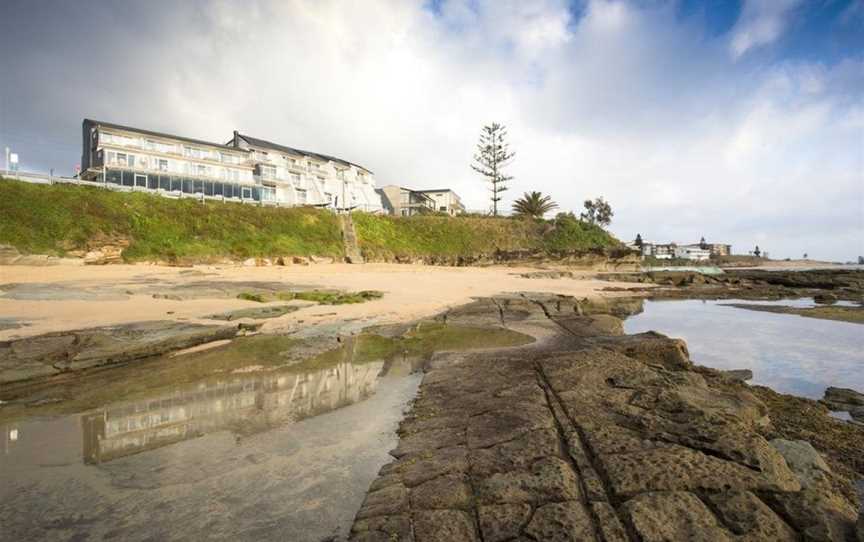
[81,357,388,464]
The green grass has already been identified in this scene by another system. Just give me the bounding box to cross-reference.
[0,178,620,263]
[236,289,384,305]
[352,213,619,260]
[0,178,343,263]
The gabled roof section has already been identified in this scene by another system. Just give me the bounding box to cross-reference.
[234,133,372,173]
[85,119,245,152]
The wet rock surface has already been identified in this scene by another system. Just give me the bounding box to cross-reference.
[0,321,241,384]
[600,268,864,303]
[349,294,861,541]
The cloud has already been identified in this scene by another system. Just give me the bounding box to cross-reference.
[729,0,804,59]
[0,0,861,261]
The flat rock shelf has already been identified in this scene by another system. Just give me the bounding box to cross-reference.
[348,294,862,542]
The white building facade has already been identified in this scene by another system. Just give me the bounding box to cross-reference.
[80,120,381,211]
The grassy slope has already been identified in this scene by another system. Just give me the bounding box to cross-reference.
[0,178,619,262]
[353,213,619,260]
[0,178,343,262]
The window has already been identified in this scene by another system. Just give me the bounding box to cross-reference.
[290,173,301,184]
[147,176,158,190]
[261,187,276,201]
[204,181,214,196]
[171,176,182,191]
[241,186,253,200]
[197,164,207,177]
[183,179,194,193]
[158,159,168,172]
[106,169,122,185]
[261,165,276,179]
[122,171,135,187]
[295,188,307,203]
[159,176,170,191]
[116,152,128,166]
[194,180,204,193]
[213,182,223,196]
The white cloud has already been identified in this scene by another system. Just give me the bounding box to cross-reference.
[1,0,861,261]
[729,0,804,59]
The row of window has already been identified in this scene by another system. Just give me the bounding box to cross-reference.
[105,151,248,182]
[104,169,273,200]
[101,132,245,165]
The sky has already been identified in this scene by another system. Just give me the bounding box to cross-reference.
[0,0,862,261]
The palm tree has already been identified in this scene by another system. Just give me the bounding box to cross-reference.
[512,191,558,218]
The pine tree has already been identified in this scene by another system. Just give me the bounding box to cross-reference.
[635,234,643,248]
[471,123,515,216]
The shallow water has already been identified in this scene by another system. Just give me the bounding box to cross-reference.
[0,326,532,541]
[624,299,864,399]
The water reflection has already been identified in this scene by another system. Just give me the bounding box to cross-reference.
[0,339,424,542]
[80,359,384,464]
[624,298,864,399]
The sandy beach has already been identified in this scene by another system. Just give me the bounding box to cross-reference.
[0,263,638,340]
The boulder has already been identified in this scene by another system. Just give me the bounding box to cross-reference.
[814,293,838,305]
[310,255,335,264]
[241,258,257,267]
[824,387,864,411]
[722,369,754,382]
[292,256,310,265]
[770,439,831,489]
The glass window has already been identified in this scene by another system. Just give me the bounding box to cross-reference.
[171,176,182,191]
[158,159,168,172]
[252,187,261,201]
[197,164,207,177]
[147,176,158,190]
[159,176,170,191]
[296,189,307,203]
[182,179,194,193]
[135,174,147,188]
[213,182,223,196]
[241,186,252,200]
[193,180,203,193]
[106,169,122,185]
[204,181,213,196]
[122,170,134,187]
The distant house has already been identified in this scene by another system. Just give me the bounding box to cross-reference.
[674,245,711,261]
[376,185,435,216]
[705,243,732,257]
[376,186,465,216]
[413,189,465,216]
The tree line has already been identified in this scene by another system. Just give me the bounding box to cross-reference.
[472,122,613,226]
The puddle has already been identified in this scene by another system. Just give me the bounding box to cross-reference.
[0,323,533,541]
[624,299,864,399]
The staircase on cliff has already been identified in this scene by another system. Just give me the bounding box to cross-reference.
[339,214,364,264]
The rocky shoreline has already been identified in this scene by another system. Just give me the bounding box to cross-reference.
[2,266,862,540]
[599,268,864,304]
[348,293,863,541]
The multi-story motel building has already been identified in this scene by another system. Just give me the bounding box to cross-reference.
[80,119,382,212]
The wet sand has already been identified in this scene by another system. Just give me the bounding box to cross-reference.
[0,263,639,341]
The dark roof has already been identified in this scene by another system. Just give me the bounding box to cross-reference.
[234,133,372,173]
[415,188,458,194]
[84,119,245,152]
